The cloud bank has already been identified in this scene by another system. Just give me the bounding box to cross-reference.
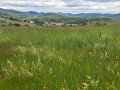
[0,0,120,14]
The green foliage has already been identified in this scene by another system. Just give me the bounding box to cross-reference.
[8,23,12,26]
[34,20,44,26]
[103,23,107,26]
[24,24,29,27]
[90,17,111,21]
[82,22,87,26]
[95,22,101,26]
[95,22,107,26]
[30,15,112,26]
[9,17,22,21]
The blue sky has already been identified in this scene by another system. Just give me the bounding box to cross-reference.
[0,0,120,13]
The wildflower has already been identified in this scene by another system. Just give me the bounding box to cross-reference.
[31,68,33,70]
[52,74,56,78]
[87,75,91,80]
[82,83,89,89]
[49,68,53,74]
[106,87,109,90]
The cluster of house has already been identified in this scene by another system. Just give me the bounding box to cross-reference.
[0,18,5,20]
[0,17,79,27]
[43,21,64,27]
[43,21,78,27]
[0,17,10,22]
[66,24,78,27]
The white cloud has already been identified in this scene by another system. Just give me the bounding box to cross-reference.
[0,0,120,13]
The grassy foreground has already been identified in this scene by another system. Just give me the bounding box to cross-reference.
[0,26,120,90]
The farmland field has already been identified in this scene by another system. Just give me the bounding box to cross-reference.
[0,26,120,90]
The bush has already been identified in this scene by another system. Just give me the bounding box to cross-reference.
[82,22,87,26]
[34,20,44,26]
[24,24,30,27]
[8,23,12,26]
[95,23,101,26]
[103,23,107,26]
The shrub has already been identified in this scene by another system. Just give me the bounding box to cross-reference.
[24,24,30,27]
[95,22,101,26]
[8,23,12,26]
[103,23,107,26]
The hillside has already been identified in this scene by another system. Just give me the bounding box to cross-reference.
[22,11,120,19]
[0,8,120,20]
[68,13,120,19]
[0,8,120,26]
[29,14,113,26]
[0,8,32,19]
[21,11,120,19]
[30,14,81,23]
[0,14,118,27]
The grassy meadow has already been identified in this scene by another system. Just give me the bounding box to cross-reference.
[0,26,120,90]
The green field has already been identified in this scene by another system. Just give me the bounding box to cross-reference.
[0,26,120,90]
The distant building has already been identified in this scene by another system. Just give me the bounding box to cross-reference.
[0,18,5,20]
[66,24,78,27]
[44,22,49,24]
[6,19,10,23]
[43,21,64,27]
[30,21,34,24]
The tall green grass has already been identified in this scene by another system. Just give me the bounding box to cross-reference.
[0,26,120,90]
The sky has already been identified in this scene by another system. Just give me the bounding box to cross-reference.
[0,0,120,14]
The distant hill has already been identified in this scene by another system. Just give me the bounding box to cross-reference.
[21,11,120,20]
[1,8,120,26]
[0,8,120,19]
[0,8,32,19]
[65,13,120,19]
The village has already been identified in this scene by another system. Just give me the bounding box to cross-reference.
[43,21,78,27]
[0,17,79,27]
[1,16,107,27]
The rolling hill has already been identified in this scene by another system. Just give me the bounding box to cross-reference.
[0,8,120,20]
[0,8,32,19]
[0,8,120,26]
[22,11,120,19]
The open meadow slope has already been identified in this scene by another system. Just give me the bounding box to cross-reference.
[0,26,120,90]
